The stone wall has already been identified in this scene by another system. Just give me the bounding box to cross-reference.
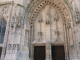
[0,0,80,60]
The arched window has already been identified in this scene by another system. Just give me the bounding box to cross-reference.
[0,18,6,43]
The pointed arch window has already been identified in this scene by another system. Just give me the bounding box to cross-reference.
[0,18,6,43]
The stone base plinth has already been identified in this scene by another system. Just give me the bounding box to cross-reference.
[71,59,79,60]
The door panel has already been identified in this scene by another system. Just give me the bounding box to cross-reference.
[52,46,65,60]
[0,47,2,57]
[34,46,45,60]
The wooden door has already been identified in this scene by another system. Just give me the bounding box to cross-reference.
[0,47,2,57]
[34,46,45,60]
[52,46,65,60]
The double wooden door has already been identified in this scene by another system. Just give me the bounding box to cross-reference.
[34,46,65,60]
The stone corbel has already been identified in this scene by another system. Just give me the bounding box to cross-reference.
[26,25,30,32]
[54,12,59,21]
[55,30,59,35]
[16,15,22,28]
[46,20,50,24]
[38,32,43,41]
[69,45,74,49]
[38,19,43,23]
[38,14,43,23]
[38,32,42,36]
[54,17,58,21]
[67,22,71,28]
[11,16,16,28]
[11,22,14,28]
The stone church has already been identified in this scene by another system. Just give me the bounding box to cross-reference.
[0,0,80,60]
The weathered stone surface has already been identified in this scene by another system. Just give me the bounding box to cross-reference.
[0,0,80,60]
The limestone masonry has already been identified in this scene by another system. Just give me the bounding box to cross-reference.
[0,0,80,60]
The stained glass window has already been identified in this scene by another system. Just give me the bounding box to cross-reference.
[0,19,6,43]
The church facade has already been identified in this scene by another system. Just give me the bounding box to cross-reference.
[0,0,80,60]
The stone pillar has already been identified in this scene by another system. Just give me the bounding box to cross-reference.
[45,5,52,60]
[30,26,34,60]
[66,22,76,60]
[46,42,51,60]
[24,28,30,60]
[46,24,52,60]
[1,2,13,60]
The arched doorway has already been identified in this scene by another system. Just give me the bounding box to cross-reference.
[27,0,73,60]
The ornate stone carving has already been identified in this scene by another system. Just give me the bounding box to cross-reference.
[54,12,59,21]
[75,7,80,23]
[11,13,22,28]
[11,16,16,28]
[7,44,11,50]
[16,13,22,27]
[12,44,16,50]
[54,12,61,42]
[38,32,43,41]
[27,0,70,25]
[46,5,51,24]
[0,1,13,20]
[67,22,71,28]
[7,44,19,54]
[46,20,50,24]
[38,15,43,23]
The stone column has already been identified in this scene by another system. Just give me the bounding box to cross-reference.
[30,26,34,60]
[45,5,52,60]
[46,24,52,60]
[24,27,30,60]
[66,22,74,60]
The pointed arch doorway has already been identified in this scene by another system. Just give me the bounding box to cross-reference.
[27,0,73,60]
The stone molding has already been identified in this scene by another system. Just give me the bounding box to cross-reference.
[26,0,72,26]
[0,1,13,5]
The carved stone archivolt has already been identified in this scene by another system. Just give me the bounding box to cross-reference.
[27,0,71,25]
[27,0,73,42]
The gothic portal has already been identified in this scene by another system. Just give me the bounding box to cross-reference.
[27,0,73,60]
[0,0,80,60]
